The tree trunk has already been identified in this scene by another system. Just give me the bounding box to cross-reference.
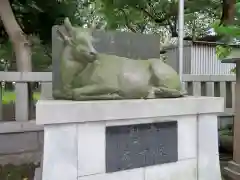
[0,0,33,120]
[0,0,32,72]
[221,0,236,25]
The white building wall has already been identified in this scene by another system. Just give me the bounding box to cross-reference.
[164,44,191,74]
[191,44,235,75]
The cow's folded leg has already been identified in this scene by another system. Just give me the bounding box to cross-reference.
[145,86,186,98]
[72,85,120,100]
[155,87,186,98]
[52,89,73,100]
[74,93,123,100]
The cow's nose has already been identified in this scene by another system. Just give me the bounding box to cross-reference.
[90,52,96,56]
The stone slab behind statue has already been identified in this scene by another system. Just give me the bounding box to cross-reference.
[52,26,160,93]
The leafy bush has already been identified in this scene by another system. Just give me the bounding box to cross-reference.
[212,0,240,63]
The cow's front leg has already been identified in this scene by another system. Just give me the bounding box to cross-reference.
[144,86,187,99]
[53,84,74,100]
[72,84,119,99]
[154,87,187,98]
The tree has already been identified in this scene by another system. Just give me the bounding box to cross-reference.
[213,0,240,61]
[0,0,94,71]
[0,0,236,72]
[0,0,32,72]
[97,0,221,38]
[220,0,236,25]
[0,0,88,119]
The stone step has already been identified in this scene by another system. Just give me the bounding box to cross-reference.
[224,167,240,180]
[227,161,240,173]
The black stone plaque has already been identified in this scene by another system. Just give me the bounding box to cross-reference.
[106,121,178,173]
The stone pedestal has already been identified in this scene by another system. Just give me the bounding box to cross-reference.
[222,58,240,179]
[36,96,224,180]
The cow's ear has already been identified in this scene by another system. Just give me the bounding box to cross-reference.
[57,28,71,45]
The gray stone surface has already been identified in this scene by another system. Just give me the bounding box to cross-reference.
[39,97,223,180]
[106,121,178,172]
[52,26,64,91]
[38,131,44,149]
[0,151,42,165]
[92,30,160,59]
[0,131,43,165]
[0,132,39,154]
[34,167,42,180]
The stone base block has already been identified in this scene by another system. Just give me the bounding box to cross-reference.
[36,97,224,180]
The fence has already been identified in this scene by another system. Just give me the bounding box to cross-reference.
[183,74,236,116]
[164,41,236,75]
[0,72,52,133]
[0,72,236,133]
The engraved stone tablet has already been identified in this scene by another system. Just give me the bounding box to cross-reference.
[106,121,178,173]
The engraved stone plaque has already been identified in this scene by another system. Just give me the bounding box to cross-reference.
[106,121,178,173]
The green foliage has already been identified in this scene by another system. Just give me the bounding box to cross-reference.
[0,35,51,71]
[213,1,240,63]
[0,0,95,71]
[216,45,232,59]
[10,0,81,43]
[99,0,149,31]
[0,41,12,71]
[98,0,221,36]
[214,25,240,37]
[0,164,37,180]
[215,45,236,73]
[30,35,52,71]
[0,0,228,71]
[2,91,40,104]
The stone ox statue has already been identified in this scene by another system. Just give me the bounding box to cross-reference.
[53,18,187,100]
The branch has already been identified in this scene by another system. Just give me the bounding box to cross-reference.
[168,19,178,37]
[44,48,52,59]
[134,4,176,24]
[119,9,137,32]
[137,24,147,33]
[134,4,178,36]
